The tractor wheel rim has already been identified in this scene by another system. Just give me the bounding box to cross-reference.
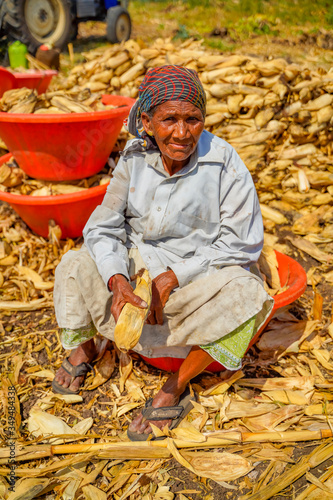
[116,14,130,41]
[24,0,66,44]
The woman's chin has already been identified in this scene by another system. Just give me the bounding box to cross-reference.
[163,149,193,162]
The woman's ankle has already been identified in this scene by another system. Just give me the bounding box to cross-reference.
[68,338,97,363]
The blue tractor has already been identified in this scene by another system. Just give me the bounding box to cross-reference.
[0,0,131,54]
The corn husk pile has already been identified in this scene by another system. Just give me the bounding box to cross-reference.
[0,204,77,309]
[1,39,333,499]
[0,156,112,196]
[0,87,120,114]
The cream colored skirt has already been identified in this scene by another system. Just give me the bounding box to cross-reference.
[54,245,273,370]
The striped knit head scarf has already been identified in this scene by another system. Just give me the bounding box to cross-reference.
[124,65,206,152]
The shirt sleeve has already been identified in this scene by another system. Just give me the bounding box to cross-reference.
[169,148,264,288]
[83,157,131,287]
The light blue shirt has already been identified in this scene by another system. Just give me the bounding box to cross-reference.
[83,130,264,288]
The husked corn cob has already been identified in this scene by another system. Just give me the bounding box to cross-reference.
[114,270,152,352]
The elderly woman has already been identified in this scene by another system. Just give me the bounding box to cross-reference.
[52,65,273,440]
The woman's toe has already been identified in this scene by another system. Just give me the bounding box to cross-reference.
[55,370,65,385]
[61,376,72,389]
[69,376,83,392]
[129,413,146,433]
[138,421,149,433]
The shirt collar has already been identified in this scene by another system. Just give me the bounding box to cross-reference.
[196,130,227,164]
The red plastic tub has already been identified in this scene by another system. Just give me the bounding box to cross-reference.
[0,153,108,238]
[13,70,58,94]
[0,94,135,181]
[0,68,16,97]
[140,251,307,373]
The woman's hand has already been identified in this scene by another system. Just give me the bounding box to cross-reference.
[147,270,179,325]
[111,274,147,323]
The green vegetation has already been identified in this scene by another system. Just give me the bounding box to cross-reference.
[129,0,332,42]
[204,39,236,53]
[173,24,192,40]
[66,0,332,68]
[327,5,333,25]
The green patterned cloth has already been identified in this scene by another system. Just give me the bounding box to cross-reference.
[60,321,97,350]
[61,314,257,371]
[200,315,257,370]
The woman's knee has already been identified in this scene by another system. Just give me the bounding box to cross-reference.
[55,247,95,283]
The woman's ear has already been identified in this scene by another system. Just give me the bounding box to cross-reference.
[141,112,154,136]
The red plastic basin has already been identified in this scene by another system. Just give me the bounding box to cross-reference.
[0,94,135,181]
[140,250,307,373]
[0,153,108,238]
[13,70,58,94]
[0,68,16,97]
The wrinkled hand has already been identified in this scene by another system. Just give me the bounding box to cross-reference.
[147,270,179,325]
[110,274,147,323]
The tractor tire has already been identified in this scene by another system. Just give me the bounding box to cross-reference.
[1,0,76,52]
[0,0,39,54]
[106,6,131,44]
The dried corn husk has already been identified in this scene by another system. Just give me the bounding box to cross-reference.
[0,157,111,195]
[18,265,53,290]
[6,478,50,500]
[258,243,281,291]
[114,270,152,352]
[260,204,288,225]
[179,449,253,482]
[28,406,93,444]
[0,88,121,114]
[255,108,274,129]
[0,88,34,111]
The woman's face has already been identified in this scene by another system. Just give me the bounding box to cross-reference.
[141,100,205,171]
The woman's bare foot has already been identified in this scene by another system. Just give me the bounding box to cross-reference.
[128,347,214,438]
[128,373,186,436]
[53,338,97,393]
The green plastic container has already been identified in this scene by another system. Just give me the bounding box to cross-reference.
[8,41,28,69]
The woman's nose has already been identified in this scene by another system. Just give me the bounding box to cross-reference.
[174,120,188,139]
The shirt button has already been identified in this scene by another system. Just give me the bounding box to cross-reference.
[156,207,161,212]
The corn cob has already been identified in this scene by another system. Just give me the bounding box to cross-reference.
[114,270,152,352]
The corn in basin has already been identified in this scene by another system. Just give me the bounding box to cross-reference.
[0,157,112,195]
[0,87,119,114]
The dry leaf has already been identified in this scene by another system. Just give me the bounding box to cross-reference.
[238,376,315,391]
[181,450,253,482]
[86,349,115,390]
[171,420,207,442]
[118,351,133,393]
[202,370,244,396]
[258,320,318,352]
[82,485,107,500]
[18,265,54,290]
[7,478,50,500]
[29,369,55,380]
[28,406,93,444]
[36,394,83,410]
